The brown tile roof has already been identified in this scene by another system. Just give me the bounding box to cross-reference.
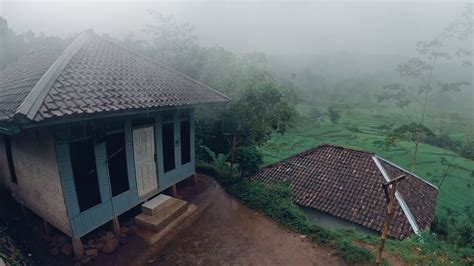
[253,144,438,239]
[0,30,229,123]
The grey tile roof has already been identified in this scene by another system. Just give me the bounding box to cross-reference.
[0,39,72,121]
[252,144,438,239]
[0,30,229,123]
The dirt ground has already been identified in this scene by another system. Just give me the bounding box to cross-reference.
[143,175,346,266]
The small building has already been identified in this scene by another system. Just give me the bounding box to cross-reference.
[0,30,228,251]
[253,144,438,239]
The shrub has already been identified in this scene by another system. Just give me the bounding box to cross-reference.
[234,145,262,178]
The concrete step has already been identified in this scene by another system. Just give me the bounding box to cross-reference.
[135,197,189,232]
[141,194,172,216]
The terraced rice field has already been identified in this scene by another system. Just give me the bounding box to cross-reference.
[260,104,474,215]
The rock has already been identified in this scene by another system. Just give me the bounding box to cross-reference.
[119,238,128,246]
[119,226,128,234]
[105,232,114,240]
[87,239,96,249]
[102,239,119,253]
[95,242,104,251]
[85,249,98,258]
[61,244,73,256]
[81,256,91,264]
[57,235,68,246]
[49,247,60,256]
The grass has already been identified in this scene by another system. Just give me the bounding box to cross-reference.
[259,103,474,215]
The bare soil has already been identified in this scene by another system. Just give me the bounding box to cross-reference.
[144,175,346,266]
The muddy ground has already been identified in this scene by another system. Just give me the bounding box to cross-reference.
[142,175,346,266]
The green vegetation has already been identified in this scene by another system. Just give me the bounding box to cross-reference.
[0,223,32,265]
[260,103,474,215]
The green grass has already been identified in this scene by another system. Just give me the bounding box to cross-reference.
[260,104,474,215]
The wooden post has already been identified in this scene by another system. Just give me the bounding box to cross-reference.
[112,217,121,238]
[192,173,198,185]
[171,184,178,197]
[376,175,406,265]
[72,238,84,259]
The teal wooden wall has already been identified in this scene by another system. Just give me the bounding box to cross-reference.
[55,109,195,238]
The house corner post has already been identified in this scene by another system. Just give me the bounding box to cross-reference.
[171,184,178,197]
[72,238,84,259]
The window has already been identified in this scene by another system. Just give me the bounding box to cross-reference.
[162,123,175,172]
[3,136,17,184]
[105,132,129,197]
[180,120,191,164]
[70,139,101,212]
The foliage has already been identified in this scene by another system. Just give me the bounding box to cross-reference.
[432,207,474,249]
[327,105,341,124]
[199,145,230,173]
[225,82,294,145]
[234,145,263,178]
[0,222,32,265]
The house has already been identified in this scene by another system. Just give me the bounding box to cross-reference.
[0,30,229,255]
[253,144,438,239]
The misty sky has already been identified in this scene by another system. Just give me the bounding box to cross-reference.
[0,1,469,56]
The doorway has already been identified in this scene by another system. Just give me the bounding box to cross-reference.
[132,126,158,198]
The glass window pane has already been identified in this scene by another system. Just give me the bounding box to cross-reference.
[180,120,191,164]
[162,123,175,172]
[105,132,129,197]
[70,139,101,212]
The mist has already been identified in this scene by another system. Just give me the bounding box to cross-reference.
[1,1,467,56]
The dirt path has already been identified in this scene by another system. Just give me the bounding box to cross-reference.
[147,176,346,266]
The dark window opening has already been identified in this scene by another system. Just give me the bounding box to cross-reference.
[105,132,129,197]
[70,139,101,212]
[180,120,191,164]
[3,136,17,184]
[162,123,175,172]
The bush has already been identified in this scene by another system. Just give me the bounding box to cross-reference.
[234,145,262,178]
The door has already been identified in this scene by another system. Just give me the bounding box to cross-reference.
[133,126,158,198]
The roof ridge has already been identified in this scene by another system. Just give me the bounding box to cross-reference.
[15,29,93,121]
[318,143,376,155]
[371,156,420,235]
[375,155,438,189]
[260,143,373,169]
[96,33,231,102]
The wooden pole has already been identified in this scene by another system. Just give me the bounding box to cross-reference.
[228,135,237,178]
[171,184,178,197]
[376,175,406,265]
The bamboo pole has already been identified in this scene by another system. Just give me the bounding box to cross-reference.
[376,175,406,265]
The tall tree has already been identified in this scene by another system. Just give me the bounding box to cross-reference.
[378,3,472,170]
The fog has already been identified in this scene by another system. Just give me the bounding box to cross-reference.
[1,1,468,56]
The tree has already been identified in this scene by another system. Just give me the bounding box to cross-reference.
[0,17,28,70]
[234,146,263,178]
[327,105,341,124]
[378,4,472,170]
